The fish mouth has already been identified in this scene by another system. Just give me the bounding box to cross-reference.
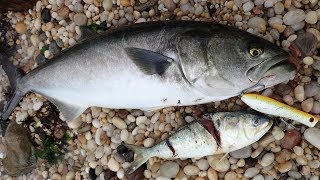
[246,53,292,83]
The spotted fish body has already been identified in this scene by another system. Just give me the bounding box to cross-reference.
[1,21,295,124]
[124,111,273,174]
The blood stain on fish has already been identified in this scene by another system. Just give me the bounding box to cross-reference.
[200,119,221,146]
[165,139,176,157]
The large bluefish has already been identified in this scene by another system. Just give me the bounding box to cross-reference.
[123,111,273,174]
[1,21,296,122]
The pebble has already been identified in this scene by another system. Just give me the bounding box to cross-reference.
[288,171,302,179]
[108,158,120,172]
[304,128,320,150]
[49,41,61,55]
[95,146,104,159]
[275,149,290,163]
[162,0,176,11]
[196,159,209,171]
[260,153,275,167]
[207,155,230,172]
[248,17,266,32]
[276,161,293,173]
[136,116,147,125]
[243,1,254,12]
[67,117,82,129]
[229,146,252,159]
[143,138,154,147]
[294,85,305,102]
[224,171,237,180]
[283,9,306,25]
[281,129,301,149]
[66,171,75,180]
[311,101,320,114]
[313,60,320,71]
[305,11,318,24]
[183,165,199,176]
[304,81,320,97]
[103,0,113,11]
[274,83,291,96]
[274,2,284,14]
[112,117,127,129]
[74,3,84,13]
[301,98,313,112]
[41,8,51,23]
[159,161,179,178]
[294,32,318,57]
[303,56,314,66]
[207,168,218,180]
[244,167,259,178]
[51,173,62,180]
[74,13,88,26]
[15,21,27,34]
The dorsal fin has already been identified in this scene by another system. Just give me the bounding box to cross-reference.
[124,47,173,75]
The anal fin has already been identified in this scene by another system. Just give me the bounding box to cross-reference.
[46,97,86,122]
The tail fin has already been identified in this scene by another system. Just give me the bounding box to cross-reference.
[124,144,153,174]
[0,52,24,134]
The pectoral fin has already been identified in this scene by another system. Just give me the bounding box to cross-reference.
[124,47,173,75]
[47,97,86,122]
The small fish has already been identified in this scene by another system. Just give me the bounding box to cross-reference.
[241,93,319,127]
[123,111,273,174]
[1,21,296,123]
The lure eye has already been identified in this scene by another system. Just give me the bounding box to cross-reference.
[249,48,263,57]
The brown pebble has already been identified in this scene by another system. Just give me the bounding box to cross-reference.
[208,168,218,180]
[294,32,318,58]
[120,0,131,6]
[276,161,293,173]
[15,21,26,34]
[280,129,301,149]
[275,149,291,163]
[125,164,146,180]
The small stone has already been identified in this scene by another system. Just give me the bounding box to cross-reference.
[276,161,293,173]
[252,174,264,180]
[294,85,305,102]
[95,146,104,159]
[280,129,301,149]
[207,154,230,172]
[260,153,275,167]
[275,149,291,163]
[51,173,62,180]
[67,117,82,129]
[274,2,284,14]
[103,0,113,11]
[183,165,199,176]
[274,83,291,96]
[162,0,175,11]
[272,126,285,140]
[248,17,266,32]
[229,146,252,159]
[207,168,218,180]
[244,167,259,178]
[196,159,209,171]
[136,116,147,125]
[242,1,254,12]
[288,171,302,179]
[41,8,51,23]
[159,161,179,178]
[301,98,314,112]
[195,5,204,16]
[74,13,88,26]
[15,21,26,34]
[57,6,69,19]
[295,155,307,165]
[303,56,314,66]
[304,128,320,150]
[143,138,154,147]
[283,9,306,25]
[304,81,320,97]
[112,117,127,129]
[108,158,120,172]
[305,11,318,24]
[66,171,75,180]
[294,32,318,57]
[120,0,131,6]
[49,41,61,55]
[74,3,84,13]
[311,101,320,114]
[224,171,237,180]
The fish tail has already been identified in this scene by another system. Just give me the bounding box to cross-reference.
[124,144,153,174]
[0,52,24,135]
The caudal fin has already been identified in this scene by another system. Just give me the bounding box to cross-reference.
[0,51,24,134]
[124,144,153,174]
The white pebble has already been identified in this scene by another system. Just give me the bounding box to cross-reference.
[92,119,101,128]
[159,161,179,178]
[196,159,209,171]
[244,167,259,178]
[305,11,318,24]
[183,165,199,176]
[95,146,104,159]
[108,158,120,172]
[136,116,147,125]
[143,138,155,147]
[283,9,306,25]
[303,57,314,65]
[120,129,129,141]
[33,101,43,111]
[304,128,320,150]
[112,117,127,129]
[272,126,285,140]
[260,153,275,167]
[294,85,305,102]
[243,1,254,12]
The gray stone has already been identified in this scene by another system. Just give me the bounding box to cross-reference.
[3,122,36,176]
[230,146,252,159]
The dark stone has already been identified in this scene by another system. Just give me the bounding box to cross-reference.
[38,32,47,42]
[104,169,118,180]
[49,41,61,55]
[280,129,301,149]
[35,54,46,64]
[89,168,97,180]
[123,150,134,162]
[55,39,64,48]
[41,8,51,23]
[274,83,292,96]
[117,144,128,153]
[294,32,318,58]
[134,0,157,11]
[99,21,108,31]
[245,157,258,167]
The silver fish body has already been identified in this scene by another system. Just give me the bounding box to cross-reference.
[124,111,273,174]
[1,21,296,122]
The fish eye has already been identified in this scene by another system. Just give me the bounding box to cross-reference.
[253,119,260,126]
[249,48,263,58]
